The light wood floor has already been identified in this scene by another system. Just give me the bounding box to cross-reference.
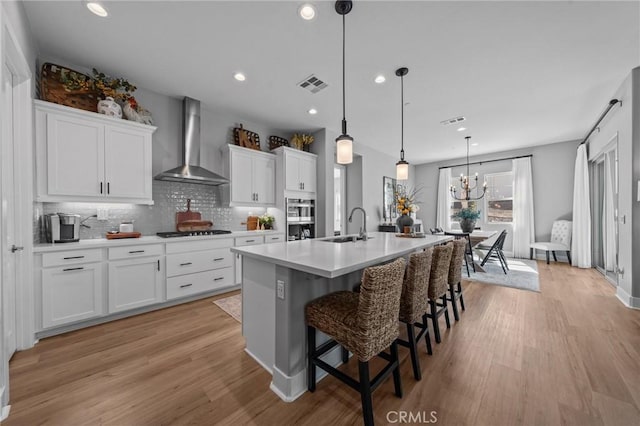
[5,262,640,426]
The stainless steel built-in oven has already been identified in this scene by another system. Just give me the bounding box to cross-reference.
[286,198,315,241]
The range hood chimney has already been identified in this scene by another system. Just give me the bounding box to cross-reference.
[154,97,229,186]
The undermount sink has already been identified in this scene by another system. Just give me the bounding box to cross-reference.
[321,236,373,243]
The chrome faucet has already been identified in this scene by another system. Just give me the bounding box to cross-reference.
[348,207,368,241]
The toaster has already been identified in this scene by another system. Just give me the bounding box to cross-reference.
[44,213,81,243]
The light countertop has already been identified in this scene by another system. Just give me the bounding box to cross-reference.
[231,232,453,278]
[33,230,284,253]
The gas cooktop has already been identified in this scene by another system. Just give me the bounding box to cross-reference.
[156,230,233,238]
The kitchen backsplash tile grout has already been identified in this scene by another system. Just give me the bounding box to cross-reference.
[34,180,278,242]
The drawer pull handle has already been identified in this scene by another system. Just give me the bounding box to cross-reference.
[63,267,84,272]
[213,257,224,261]
[129,250,145,254]
[213,277,224,281]
[245,239,255,243]
[63,255,85,260]
[180,262,193,266]
[271,237,279,240]
[180,284,193,288]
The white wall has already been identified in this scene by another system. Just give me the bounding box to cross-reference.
[586,67,639,305]
[415,140,577,255]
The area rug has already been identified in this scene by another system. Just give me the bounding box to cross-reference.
[464,258,540,292]
[213,294,242,322]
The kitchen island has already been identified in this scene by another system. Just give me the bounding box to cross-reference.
[231,232,452,402]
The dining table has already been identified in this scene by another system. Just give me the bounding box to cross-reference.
[442,229,498,273]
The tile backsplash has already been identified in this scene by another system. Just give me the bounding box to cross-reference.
[34,180,275,242]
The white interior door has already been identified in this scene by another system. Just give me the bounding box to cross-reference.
[1,63,17,359]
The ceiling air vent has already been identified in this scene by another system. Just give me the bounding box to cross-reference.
[440,116,466,126]
[298,74,328,94]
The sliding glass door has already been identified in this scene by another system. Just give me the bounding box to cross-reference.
[590,139,618,285]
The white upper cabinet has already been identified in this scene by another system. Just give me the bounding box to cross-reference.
[226,144,276,207]
[275,147,317,196]
[35,100,156,204]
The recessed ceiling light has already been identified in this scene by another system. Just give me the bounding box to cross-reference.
[471,143,479,146]
[234,72,246,82]
[308,108,318,115]
[86,1,108,17]
[374,75,386,84]
[299,4,316,20]
[457,127,466,132]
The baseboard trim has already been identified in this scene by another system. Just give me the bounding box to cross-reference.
[270,366,307,403]
[615,287,640,310]
[0,402,10,421]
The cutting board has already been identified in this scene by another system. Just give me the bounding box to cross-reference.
[106,232,141,240]
[176,199,201,230]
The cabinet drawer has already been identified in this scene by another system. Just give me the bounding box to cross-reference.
[42,248,102,268]
[265,234,285,244]
[167,267,234,300]
[166,248,233,277]
[235,236,264,247]
[166,238,233,254]
[108,244,163,260]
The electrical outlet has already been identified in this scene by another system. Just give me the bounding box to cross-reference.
[277,280,285,300]
[97,208,109,221]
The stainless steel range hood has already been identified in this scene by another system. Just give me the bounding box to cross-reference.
[154,97,229,186]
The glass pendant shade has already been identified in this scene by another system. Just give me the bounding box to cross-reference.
[396,160,409,180]
[336,134,353,164]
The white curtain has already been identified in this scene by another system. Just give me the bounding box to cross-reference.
[512,157,535,258]
[572,145,591,268]
[603,151,616,271]
[436,168,452,230]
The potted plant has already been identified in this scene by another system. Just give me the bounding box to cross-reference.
[290,133,314,151]
[453,206,481,233]
[258,213,275,230]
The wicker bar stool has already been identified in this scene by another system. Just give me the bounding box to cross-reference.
[425,243,454,344]
[446,239,467,322]
[396,248,433,381]
[306,258,406,426]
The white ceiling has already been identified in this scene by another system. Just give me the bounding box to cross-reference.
[23,1,639,164]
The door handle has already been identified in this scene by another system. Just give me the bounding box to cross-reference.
[11,245,24,253]
[107,182,110,194]
[100,182,103,194]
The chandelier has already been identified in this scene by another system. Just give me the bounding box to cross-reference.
[450,136,487,201]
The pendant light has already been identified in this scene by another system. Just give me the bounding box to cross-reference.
[395,67,409,180]
[335,0,353,164]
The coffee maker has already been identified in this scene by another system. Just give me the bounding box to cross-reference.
[44,213,81,243]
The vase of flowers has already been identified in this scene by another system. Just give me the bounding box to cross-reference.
[258,213,275,230]
[395,185,421,233]
[453,206,481,233]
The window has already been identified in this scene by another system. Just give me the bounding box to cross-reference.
[485,172,513,223]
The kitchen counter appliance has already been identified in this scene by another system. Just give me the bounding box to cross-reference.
[44,213,81,243]
[156,230,232,238]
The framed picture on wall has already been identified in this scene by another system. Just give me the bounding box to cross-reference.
[383,176,397,222]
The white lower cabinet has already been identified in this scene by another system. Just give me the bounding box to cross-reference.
[42,262,103,328]
[108,256,163,313]
[166,237,235,301]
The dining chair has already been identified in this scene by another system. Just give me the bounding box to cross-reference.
[477,230,509,274]
[529,220,572,264]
